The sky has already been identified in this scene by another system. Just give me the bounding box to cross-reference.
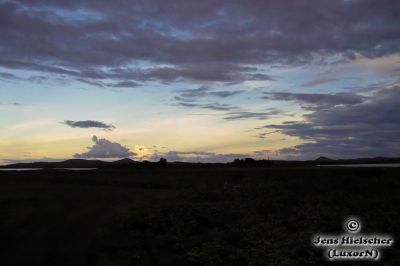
[1,0,400,164]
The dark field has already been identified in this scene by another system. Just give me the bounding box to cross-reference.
[1,167,399,266]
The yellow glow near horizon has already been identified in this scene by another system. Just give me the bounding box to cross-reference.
[0,113,303,163]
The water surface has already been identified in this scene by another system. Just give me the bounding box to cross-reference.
[0,168,97,171]
[318,163,400,168]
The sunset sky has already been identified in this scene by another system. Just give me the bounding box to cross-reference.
[1,0,399,163]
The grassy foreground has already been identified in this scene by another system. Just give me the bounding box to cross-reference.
[0,167,399,265]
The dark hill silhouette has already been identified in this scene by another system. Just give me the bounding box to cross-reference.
[0,159,107,169]
[1,156,400,169]
[315,156,333,161]
[110,158,136,165]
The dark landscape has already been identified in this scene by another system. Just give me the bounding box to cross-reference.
[2,156,400,169]
[1,0,400,265]
[1,165,399,265]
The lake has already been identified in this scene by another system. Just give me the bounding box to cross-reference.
[317,163,400,167]
[0,168,97,171]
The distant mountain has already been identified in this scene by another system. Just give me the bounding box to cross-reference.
[0,159,107,169]
[315,156,333,161]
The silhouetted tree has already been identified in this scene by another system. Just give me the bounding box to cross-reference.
[244,158,256,163]
[158,158,167,168]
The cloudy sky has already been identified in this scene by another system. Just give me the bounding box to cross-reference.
[1,0,400,163]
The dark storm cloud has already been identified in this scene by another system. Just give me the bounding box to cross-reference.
[202,103,238,111]
[0,59,80,76]
[74,135,136,159]
[0,72,18,79]
[176,100,238,111]
[223,110,280,120]
[175,102,200,108]
[178,87,210,99]
[254,130,279,139]
[173,86,243,111]
[135,63,272,83]
[210,90,244,98]
[62,120,115,130]
[110,81,140,88]
[177,86,244,100]
[264,87,400,159]
[174,87,281,118]
[27,75,50,84]
[300,78,340,88]
[1,0,400,85]
[263,92,365,110]
[76,78,106,88]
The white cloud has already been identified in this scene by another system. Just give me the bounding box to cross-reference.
[74,135,136,159]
